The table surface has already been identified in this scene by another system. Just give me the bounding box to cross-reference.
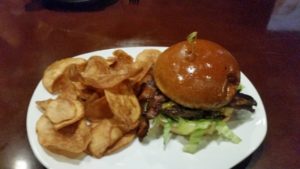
[0,0,299,168]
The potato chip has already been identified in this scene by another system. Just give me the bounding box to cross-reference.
[87,119,123,158]
[81,55,142,89]
[36,99,51,112]
[137,49,161,62]
[45,98,76,123]
[36,116,91,157]
[46,63,87,101]
[111,49,133,70]
[110,117,139,132]
[105,57,117,66]
[105,130,136,155]
[36,49,154,159]
[82,56,110,77]
[63,63,86,82]
[38,97,85,130]
[82,66,141,89]
[130,49,161,83]
[104,82,141,127]
[42,58,86,93]
[110,126,124,144]
[85,96,113,121]
[76,86,103,103]
[51,75,76,98]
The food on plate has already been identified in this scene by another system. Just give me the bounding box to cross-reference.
[154,39,240,110]
[35,32,257,159]
[36,97,84,130]
[36,116,91,158]
[42,58,86,94]
[84,96,113,121]
[104,82,141,130]
[138,32,257,153]
[105,130,136,155]
[86,119,123,158]
[35,49,161,158]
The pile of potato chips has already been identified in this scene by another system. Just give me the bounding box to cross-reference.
[36,49,161,158]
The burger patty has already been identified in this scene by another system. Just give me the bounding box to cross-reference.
[137,74,257,120]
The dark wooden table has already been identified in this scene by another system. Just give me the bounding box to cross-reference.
[0,0,299,168]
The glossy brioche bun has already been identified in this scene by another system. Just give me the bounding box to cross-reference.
[154,40,240,109]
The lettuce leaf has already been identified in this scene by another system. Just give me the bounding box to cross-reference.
[162,119,172,146]
[183,129,205,153]
[215,121,241,144]
[171,118,212,135]
[147,114,241,153]
[147,115,162,138]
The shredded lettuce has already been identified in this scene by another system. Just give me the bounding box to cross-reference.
[237,84,244,91]
[147,114,241,153]
[147,115,162,138]
[162,120,172,147]
[215,121,241,144]
[183,129,205,153]
[171,118,211,135]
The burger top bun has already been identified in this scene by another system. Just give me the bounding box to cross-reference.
[154,39,240,110]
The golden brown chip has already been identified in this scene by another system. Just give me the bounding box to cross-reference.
[63,63,86,82]
[45,98,76,123]
[36,49,153,158]
[75,86,104,103]
[105,57,117,66]
[87,119,123,158]
[51,75,76,98]
[84,96,113,121]
[36,99,51,112]
[111,50,133,70]
[36,116,91,157]
[47,63,87,100]
[111,118,139,132]
[105,130,136,155]
[42,58,86,93]
[82,56,110,77]
[82,67,141,89]
[104,82,141,127]
[38,97,85,130]
[81,54,141,89]
[129,49,161,83]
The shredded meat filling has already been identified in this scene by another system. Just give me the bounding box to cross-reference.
[137,74,167,119]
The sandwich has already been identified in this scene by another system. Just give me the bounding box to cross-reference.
[136,32,257,153]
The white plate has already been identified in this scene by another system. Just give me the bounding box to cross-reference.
[26,47,267,169]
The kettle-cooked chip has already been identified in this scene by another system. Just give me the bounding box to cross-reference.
[36,99,51,112]
[87,119,123,158]
[105,130,136,155]
[36,49,159,159]
[36,116,91,158]
[129,49,161,83]
[46,98,76,123]
[104,82,141,127]
[111,50,133,70]
[85,96,114,121]
[38,97,85,130]
[42,58,86,93]
[81,55,142,89]
[82,56,110,77]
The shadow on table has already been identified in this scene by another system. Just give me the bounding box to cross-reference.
[25,0,118,12]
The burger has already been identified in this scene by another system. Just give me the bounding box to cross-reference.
[137,32,257,153]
